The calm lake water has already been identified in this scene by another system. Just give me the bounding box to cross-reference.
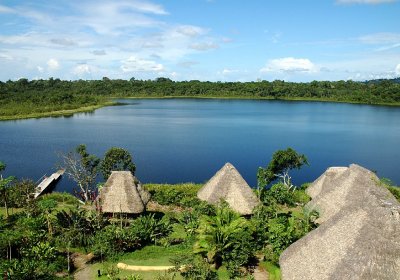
[1,98,400,191]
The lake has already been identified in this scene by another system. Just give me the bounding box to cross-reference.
[1,98,400,192]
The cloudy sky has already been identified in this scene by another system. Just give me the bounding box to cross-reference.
[0,0,399,82]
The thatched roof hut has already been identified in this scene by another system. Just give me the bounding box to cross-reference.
[197,163,259,215]
[99,171,150,214]
[280,164,400,280]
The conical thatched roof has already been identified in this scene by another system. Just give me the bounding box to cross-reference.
[197,163,259,215]
[280,164,400,280]
[99,171,150,214]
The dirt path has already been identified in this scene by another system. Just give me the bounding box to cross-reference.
[253,265,269,280]
[73,253,95,280]
[74,266,93,280]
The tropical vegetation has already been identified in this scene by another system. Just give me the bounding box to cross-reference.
[0,147,398,279]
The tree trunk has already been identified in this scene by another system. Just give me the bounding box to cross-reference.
[8,240,11,260]
[67,245,70,272]
[4,197,9,219]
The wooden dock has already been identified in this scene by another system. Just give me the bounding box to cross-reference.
[34,169,65,199]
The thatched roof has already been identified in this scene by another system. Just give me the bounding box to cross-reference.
[99,171,150,214]
[197,163,259,215]
[280,164,400,280]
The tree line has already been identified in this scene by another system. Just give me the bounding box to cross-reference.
[1,77,400,119]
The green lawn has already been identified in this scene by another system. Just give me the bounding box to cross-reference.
[260,261,281,280]
[84,244,234,280]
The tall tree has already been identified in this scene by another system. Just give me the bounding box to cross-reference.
[100,147,136,180]
[257,148,308,191]
[59,145,100,203]
[0,161,15,218]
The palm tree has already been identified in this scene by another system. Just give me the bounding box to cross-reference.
[193,203,253,268]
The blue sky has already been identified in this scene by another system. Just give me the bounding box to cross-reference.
[0,0,399,82]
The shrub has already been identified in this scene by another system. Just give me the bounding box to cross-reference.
[292,189,310,205]
[170,254,218,280]
[194,204,255,275]
[144,183,202,207]
[262,183,295,206]
[39,192,79,205]
[130,214,173,245]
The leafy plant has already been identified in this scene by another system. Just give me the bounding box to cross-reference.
[101,147,136,180]
[194,203,254,276]
[257,148,308,190]
[170,254,218,280]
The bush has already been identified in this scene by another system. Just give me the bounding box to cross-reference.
[144,183,202,207]
[39,192,79,205]
[130,213,173,245]
[262,183,295,206]
[91,214,173,259]
[292,189,310,205]
[170,254,218,280]
[194,204,255,275]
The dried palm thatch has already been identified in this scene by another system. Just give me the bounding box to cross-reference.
[280,164,400,280]
[99,171,150,214]
[197,163,259,215]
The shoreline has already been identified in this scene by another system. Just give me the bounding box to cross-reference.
[1,96,399,121]
[0,101,116,121]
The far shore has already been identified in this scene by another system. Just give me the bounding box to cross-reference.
[1,96,400,121]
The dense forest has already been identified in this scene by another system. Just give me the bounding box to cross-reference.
[1,77,400,120]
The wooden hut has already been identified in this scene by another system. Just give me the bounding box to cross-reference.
[197,163,259,215]
[99,171,150,215]
[280,164,400,280]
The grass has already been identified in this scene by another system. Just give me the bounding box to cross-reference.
[0,207,24,217]
[144,183,203,207]
[38,192,81,212]
[89,244,190,280]
[0,101,115,121]
[119,244,192,266]
[260,261,281,280]
[91,262,177,280]
[85,243,236,280]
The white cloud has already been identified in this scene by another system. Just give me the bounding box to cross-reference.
[73,64,92,75]
[47,58,60,70]
[121,56,164,72]
[0,54,13,60]
[396,64,400,76]
[221,37,233,43]
[176,25,205,37]
[260,57,317,73]
[37,66,44,73]
[177,61,198,68]
[337,0,396,4]
[359,32,400,44]
[0,4,15,13]
[222,68,238,75]
[189,42,219,51]
[78,1,165,35]
[0,0,223,80]
[50,38,77,46]
[92,50,107,56]
[126,0,168,15]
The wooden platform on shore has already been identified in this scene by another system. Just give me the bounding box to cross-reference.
[34,169,65,198]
